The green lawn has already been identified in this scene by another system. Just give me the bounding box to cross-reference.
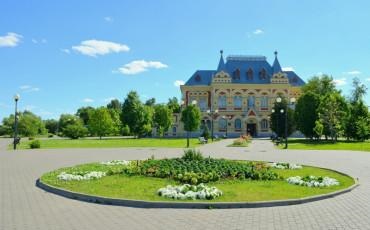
[16,138,202,149]
[41,162,355,202]
[282,139,370,152]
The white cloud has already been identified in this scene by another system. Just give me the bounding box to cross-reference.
[19,85,40,92]
[104,16,113,22]
[282,67,295,72]
[104,97,117,102]
[72,39,129,57]
[0,32,22,47]
[118,60,168,75]
[174,80,185,87]
[61,48,71,54]
[82,98,94,103]
[32,39,38,44]
[253,29,264,35]
[333,78,347,86]
[344,70,361,75]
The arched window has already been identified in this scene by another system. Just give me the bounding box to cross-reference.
[206,120,211,130]
[218,95,227,109]
[233,68,240,80]
[260,95,268,109]
[234,119,242,130]
[247,68,253,80]
[233,95,242,109]
[218,118,227,131]
[261,119,268,130]
[248,95,255,108]
[259,68,266,79]
[172,127,176,133]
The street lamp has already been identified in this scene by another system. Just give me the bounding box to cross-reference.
[207,108,218,141]
[222,115,231,138]
[13,94,20,150]
[276,96,296,149]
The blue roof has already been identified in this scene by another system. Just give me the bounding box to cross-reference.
[184,52,305,86]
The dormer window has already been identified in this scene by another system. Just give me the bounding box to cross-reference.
[247,68,253,80]
[195,74,201,82]
[259,68,266,79]
[233,68,240,80]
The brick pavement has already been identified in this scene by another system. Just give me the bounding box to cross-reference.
[0,138,369,230]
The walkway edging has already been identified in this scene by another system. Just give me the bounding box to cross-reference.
[36,179,359,209]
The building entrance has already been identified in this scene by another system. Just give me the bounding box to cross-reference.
[247,123,257,137]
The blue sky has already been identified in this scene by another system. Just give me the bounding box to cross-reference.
[1,0,370,121]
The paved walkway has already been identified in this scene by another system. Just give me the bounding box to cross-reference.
[0,138,369,230]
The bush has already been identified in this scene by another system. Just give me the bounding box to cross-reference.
[182,149,203,161]
[28,137,35,140]
[232,138,247,146]
[29,140,41,149]
[121,125,130,136]
[63,124,88,139]
[48,134,54,138]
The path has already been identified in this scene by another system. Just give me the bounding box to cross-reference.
[0,138,369,229]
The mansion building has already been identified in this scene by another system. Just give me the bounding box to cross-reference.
[171,50,305,137]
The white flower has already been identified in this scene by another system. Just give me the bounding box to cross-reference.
[100,160,130,166]
[57,171,106,181]
[269,162,302,170]
[157,183,222,200]
[286,175,339,187]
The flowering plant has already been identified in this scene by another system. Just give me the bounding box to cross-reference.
[286,175,339,187]
[269,162,302,170]
[57,171,106,181]
[157,183,223,200]
[100,160,130,166]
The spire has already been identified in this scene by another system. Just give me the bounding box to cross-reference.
[272,50,282,74]
[217,49,226,72]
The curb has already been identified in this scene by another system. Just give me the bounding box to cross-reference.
[36,179,359,209]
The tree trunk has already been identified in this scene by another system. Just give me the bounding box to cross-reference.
[187,131,190,148]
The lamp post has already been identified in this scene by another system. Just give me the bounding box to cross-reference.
[275,96,296,149]
[222,115,231,138]
[271,108,277,138]
[13,94,20,150]
[207,108,218,142]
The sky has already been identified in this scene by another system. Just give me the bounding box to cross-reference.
[1,0,370,121]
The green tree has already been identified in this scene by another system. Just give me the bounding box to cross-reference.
[294,92,320,139]
[318,92,347,142]
[63,123,88,139]
[59,114,84,136]
[355,116,370,141]
[313,120,324,140]
[106,99,122,111]
[153,104,173,137]
[88,107,114,139]
[0,115,15,136]
[145,98,156,107]
[167,97,181,113]
[121,91,153,137]
[76,106,94,126]
[270,98,295,138]
[302,74,336,95]
[17,111,46,137]
[44,119,58,134]
[181,104,201,147]
[108,109,122,136]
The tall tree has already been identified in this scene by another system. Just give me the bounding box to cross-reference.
[294,92,320,139]
[107,99,122,111]
[270,97,296,138]
[88,107,114,139]
[145,98,156,107]
[153,104,173,137]
[17,111,46,137]
[59,114,84,135]
[167,97,180,113]
[76,106,94,126]
[121,91,153,137]
[44,119,58,134]
[181,104,201,147]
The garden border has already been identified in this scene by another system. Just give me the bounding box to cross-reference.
[36,178,359,209]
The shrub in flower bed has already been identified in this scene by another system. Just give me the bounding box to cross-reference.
[286,175,340,187]
[269,162,302,169]
[57,171,106,181]
[232,138,248,146]
[157,183,223,200]
[123,150,279,184]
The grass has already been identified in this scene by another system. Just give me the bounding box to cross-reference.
[281,139,370,152]
[15,138,202,149]
[40,162,355,202]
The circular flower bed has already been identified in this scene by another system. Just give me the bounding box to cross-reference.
[287,175,340,187]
